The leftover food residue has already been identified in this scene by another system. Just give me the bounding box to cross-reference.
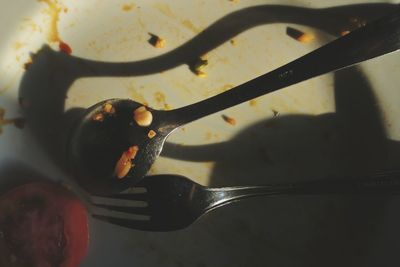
[190,57,208,77]
[0,108,25,134]
[114,145,139,179]
[92,103,116,122]
[154,92,172,110]
[148,33,166,48]
[122,3,135,12]
[222,114,236,126]
[133,106,153,127]
[286,27,315,43]
[39,0,71,53]
[148,130,157,139]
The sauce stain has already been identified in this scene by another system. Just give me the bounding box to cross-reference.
[181,20,202,34]
[38,0,71,52]
[153,3,176,19]
[249,99,257,107]
[122,3,135,12]
[126,83,148,106]
[154,92,171,110]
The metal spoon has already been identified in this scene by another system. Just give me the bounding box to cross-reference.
[69,8,400,194]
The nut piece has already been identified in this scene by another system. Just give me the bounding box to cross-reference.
[340,30,350,36]
[286,27,315,43]
[114,145,139,179]
[92,113,104,122]
[126,145,139,160]
[191,58,208,77]
[114,156,133,179]
[296,32,315,43]
[133,106,153,127]
[222,115,236,126]
[103,103,116,114]
[148,130,156,139]
[149,34,166,48]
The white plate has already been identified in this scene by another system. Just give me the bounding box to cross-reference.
[0,0,400,266]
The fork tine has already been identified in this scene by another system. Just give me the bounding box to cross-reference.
[103,192,148,202]
[93,215,152,231]
[93,203,151,215]
[91,195,150,214]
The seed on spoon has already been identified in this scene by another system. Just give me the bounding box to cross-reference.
[133,106,153,127]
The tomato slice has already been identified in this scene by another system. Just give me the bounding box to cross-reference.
[0,182,89,267]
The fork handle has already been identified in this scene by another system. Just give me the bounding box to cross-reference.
[206,172,400,210]
[169,7,400,126]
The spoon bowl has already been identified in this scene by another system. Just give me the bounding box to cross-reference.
[68,99,175,195]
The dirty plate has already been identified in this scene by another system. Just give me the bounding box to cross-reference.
[1,0,400,266]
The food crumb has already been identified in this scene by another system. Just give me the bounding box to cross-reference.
[148,130,156,139]
[229,0,239,3]
[190,57,208,77]
[148,33,166,48]
[249,99,257,107]
[103,103,115,114]
[114,146,139,179]
[222,115,236,126]
[133,106,153,127]
[340,30,350,36]
[230,39,237,46]
[92,113,104,122]
[122,3,135,11]
[286,27,315,43]
[59,41,72,54]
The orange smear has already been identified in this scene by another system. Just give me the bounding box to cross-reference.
[39,0,64,43]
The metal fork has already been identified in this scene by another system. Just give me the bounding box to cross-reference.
[91,171,400,231]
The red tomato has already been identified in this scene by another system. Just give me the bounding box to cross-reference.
[0,182,89,267]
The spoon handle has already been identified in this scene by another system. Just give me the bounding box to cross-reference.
[205,170,400,210]
[171,7,400,126]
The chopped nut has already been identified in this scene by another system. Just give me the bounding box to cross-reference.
[92,113,104,122]
[296,33,315,43]
[133,106,153,127]
[340,30,350,36]
[103,103,115,114]
[114,146,139,179]
[114,155,133,179]
[222,115,236,126]
[286,27,315,43]
[126,145,139,160]
[148,130,156,139]
[149,34,166,48]
[190,57,208,77]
